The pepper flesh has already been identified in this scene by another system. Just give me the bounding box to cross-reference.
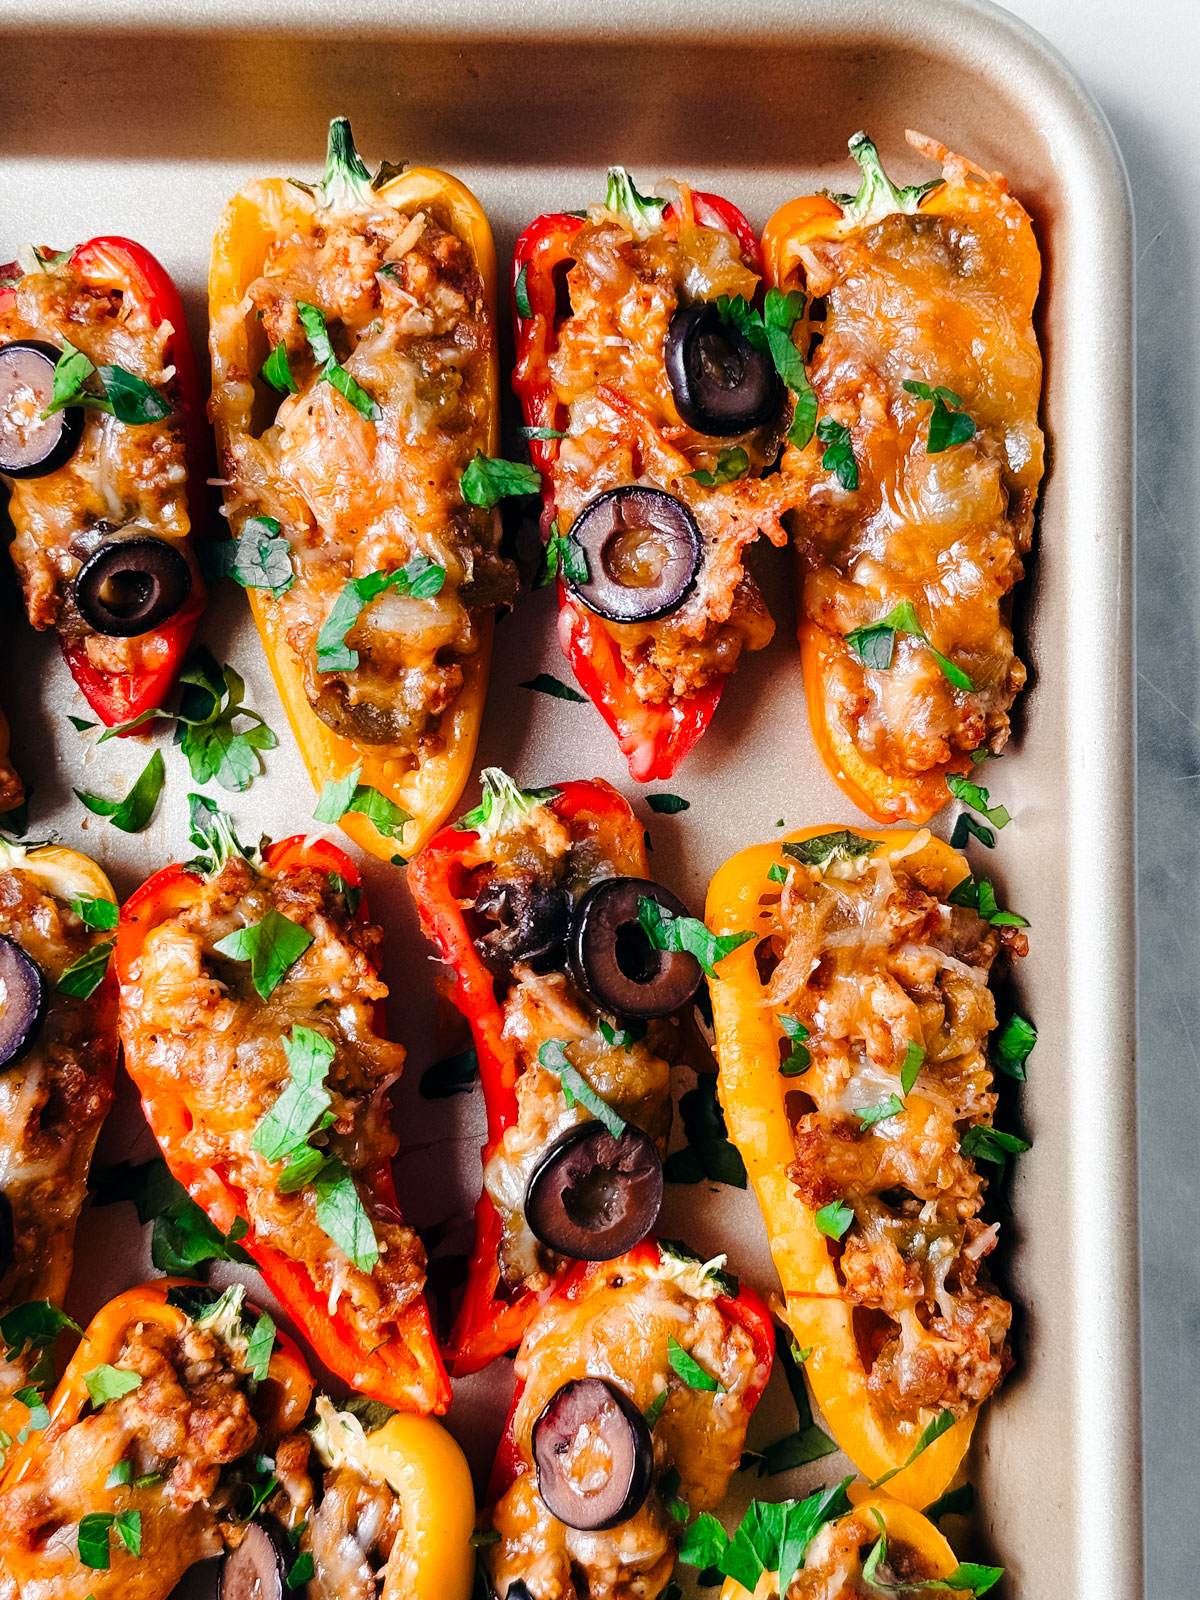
[763,134,1043,824]
[114,835,450,1414]
[0,237,207,727]
[705,825,999,1506]
[408,779,653,1372]
[512,186,777,781]
[208,149,502,861]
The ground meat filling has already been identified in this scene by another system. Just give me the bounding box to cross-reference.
[469,804,679,1291]
[0,259,193,675]
[483,1260,765,1600]
[215,197,513,763]
[787,1511,938,1599]
[124,856,424,1344]
[766,842,1022,1421]
[788,167,1044,783]
[0,866,114,1365]
[532,199,793,704]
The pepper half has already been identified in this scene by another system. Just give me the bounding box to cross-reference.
[0,236,208,727]
[115,830,450,1414]
[705,824,1029,1505]
[208,118,506,861]
[762,133,1043,824]
[513,174,789,781]
[409,776,679,1373]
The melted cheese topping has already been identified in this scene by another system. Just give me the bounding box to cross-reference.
[766,847,1020,1422]
[787,175,1043,783]
[0,262,192,675]
[786,1511,935,1598]
[527,196,791,704]
[119,857,423,1344]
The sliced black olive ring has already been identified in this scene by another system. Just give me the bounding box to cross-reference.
[664,301,783,437]
[0,340,83,479]
[565,486,701,624]
[569,877,702,1019]
[73,535,192,637]
[217,1518,289,1600]
[0,935,47,1069]
[524,1120,663,1260]
[532,1377,654,1530]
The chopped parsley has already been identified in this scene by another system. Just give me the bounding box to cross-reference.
[316,559,446,673]
[212,910,314,1000]
[782,830,880,870]
[58,938,115,1000]
[314,765,410,842]
[598,1018,647,1051]
[947,874,1029,928]
[537,1039,625,1139]
[83,1364,143,1407]
[646,793,689,814]
[542,525,590,586]
[901,1040,925,1095]
[870,1408,956,1488]
[815,416,858,490]
[667,1335,724,1393]
[903,378,977,454]
[455,768,560,839]
[854,1094,904,1128]
[260,340,299,394]
[245,1310,276,1382]
[743,1329,835,1475]
[779,1014,811,1076]
[209,515,295,595]
[762,288,817,447]
[312,1156,378,1271]
[946,773,1010,828]
[518,672,586,702]
[514,262,532,318]
[950,813,996,851]
[0,1302,79,1389]
[767,861,788,885]
[679,1479,854,1598]
[690,446,749,487]
[42,339,170,426]
[252,1025,336,1170]
[637,896,752,979]
[70,896,118,931]
[960,1124,1031,1172]
[460,452,541,509]
[814,1199,854,1239]
[75,749,165,833]
[845,599,974,690]
[296,300,378,419]
[91,1158,254,1276]
[991,1013,1036,1081]
[664,1075,746,1188]
[644,1388,669,1430]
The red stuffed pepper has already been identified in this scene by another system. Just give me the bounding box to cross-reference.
[410,771,714,1373]
[114,809,449,1414]
[478,1240,774,1600]
[512,169,795,781]
[0,237,207,726]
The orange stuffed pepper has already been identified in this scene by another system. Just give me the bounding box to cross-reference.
[762,133,1044,823]
[209,117,513,861]
[705,824,1033,1504]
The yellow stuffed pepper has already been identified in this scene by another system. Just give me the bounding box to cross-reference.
[705,825,1032,1505]
[209,117,516,861]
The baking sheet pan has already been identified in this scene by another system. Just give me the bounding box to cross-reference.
[0,0,1140,1594]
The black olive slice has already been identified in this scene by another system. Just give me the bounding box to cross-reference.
[0,936,46,1069]
[218,1519,289,1600]
[0,340,83,479]
[504,1586,535,1600]
[569,878,701,1019]
[664,302,783,437]
[565,487,701,624]
[0,1193,13,1282]
[474,874,571,978]
[525,1120,663,1260]
[73,536,192,637]
[532,1377,653,1531]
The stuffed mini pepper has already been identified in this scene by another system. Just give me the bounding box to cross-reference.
[0,1278,477,1600]
[513,169,798,780]
[0,237,207,726]
[0,839,119,1450]
[209,117,514,860]
[706,825,1030,1504]
[115,812,449,1414]
[479,1241,773,1600]
[411,771,738,1372]
[763,133,1044,823]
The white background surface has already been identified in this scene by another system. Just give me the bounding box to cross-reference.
[994,0,1200,1593]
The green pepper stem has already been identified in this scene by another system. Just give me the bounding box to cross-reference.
[832,131,941,228]
[604,166,667,240]
[317,116,376,213]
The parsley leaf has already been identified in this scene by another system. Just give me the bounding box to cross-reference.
[903,378,977,454]
[296,301,378,419]
[519,672,586,702]
[767,861,788,885]
[460,452,541,510]
[261,341,299,394]
[678,1512,729,1571]
[644,1388,669,1430]
[646,793,689,814]
[664,1076,746,1188]
[960,1124,1031,1171]
[542,526,590,586]
[992,1013,1036,1081]
[0,1302,80,1388]
[762,288,817,447]
[115,1509,142,1557]
[312,1156,378,1271]
[83,1364,143,1407]
[901,1040,925,1096]
[855,1094,904,1128]
[779,1014,811,1076]
[925,1483,975,1522]
[950,812,996,851]
[316,559,445,672]
[667,1335,724,1393]
[814,1199,854,1239]
[598,1018,647,1050]
[78,1512,116,1570]
[314,765,411,841]
[862,1510,888,1585]
[514,262,532,318]
[68,715,97,732]
[419,1045,479,1098]
[522,424,566,441]
[253,1026,335,1165]
[690,446,749,487]
[213,515,295,595]
[637,896,751,979]
[947,874,1029,928]
[946,773,1010,828]
[245,1310,276,1382]
[845,600,975,690]
[106,1459,133,1488]
[537,1039,626,1138]
[91,1157,254,1275]
[815,416,859,490]
[782,830,880,870]
[213,910,314,1000]
[871,1408,957,1488]
[58,937,115,999]
[42,339,170,425]
[13,1385,48,1436]
[70,896,118,930]
[75,749,165,833]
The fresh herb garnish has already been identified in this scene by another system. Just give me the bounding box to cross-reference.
[13,1385,49,1437]
[815,416,858,490]
[664,1075,746,1188]
[514,262,532,318]
[667,1335,724,1393]
[946,773,1010,828]
[460,452,541,510]
[316,558,446,673]
[314,765,411,842]
[537,1040,625,1138]
[312,1156,378,1271]
[78,1509,142,1569]
[245,1310,276,1383]
[991,1013,1036,1081]
[644,1388,669,1430]
[209,515,295,595]
[950,813,996,851]
[518,672,586,702]
[779,1014,811,1076]
[782,829,880,870]
[767,861,788,885]
[542,525,590,585]
[68,715,97,732]
[455,768,561,839]
[522,424,566,441]
[679,1480,854,1598]
[58,937,115,999]
[213,910,314,1000]
[960,1124,1031,1175]
[855,1094,904,1128]
[637,896,752,980]
[690,446,749,487]
[845,599,974,690]
[296,300,378,420]
[70,895,118,930]
[946,874,1029,928]
[814,1199,854,1239]
[901,1040,925,1095]
[75,750,165,833]
[91,1158,254,1275]
[646,793,689,815]
[419,1045,479,1098]
[261,342,300,395]
[0,1302,80,1388]
[903,378,977,454]
[925,1483,976,1522]
[106,1459,133,1488]
[763,288,817,448]
[83,1364,143,1407]
[598,1018,647,1051]
[870,1408,957,1488]
[42,338,170,426]
[184,794,256,878]
[252,1026,335,1168]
